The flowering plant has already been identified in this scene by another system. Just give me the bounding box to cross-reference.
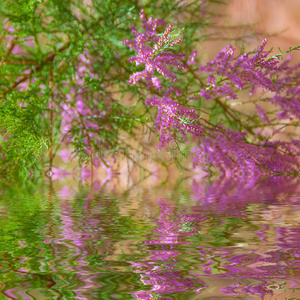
[124,9,300,178]
[1,0,300,180]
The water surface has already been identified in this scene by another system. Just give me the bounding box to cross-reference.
[1,177,300,299]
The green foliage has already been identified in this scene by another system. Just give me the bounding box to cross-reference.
[0,0,213,180]
[0,0,42,22]
[0,101,48,178]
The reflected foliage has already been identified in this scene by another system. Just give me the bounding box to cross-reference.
[0,178,299,298]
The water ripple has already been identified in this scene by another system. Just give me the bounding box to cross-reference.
[0,179,300,299]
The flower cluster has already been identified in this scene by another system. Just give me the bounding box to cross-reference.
[122,9,187,89]
[193,127,300,178]
[146,94,203,147]
[123,10,203,149]
[198,39,281,94]
[124,10,300,177]
[199,39,300,121]
[60,50,107,167]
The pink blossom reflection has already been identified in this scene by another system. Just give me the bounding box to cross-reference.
[130,177,300,299]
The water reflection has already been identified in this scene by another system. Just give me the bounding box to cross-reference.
[0,177,299,299]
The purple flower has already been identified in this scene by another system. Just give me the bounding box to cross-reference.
[187,50,197,65]
[256,105,270,125]
[122,10,187,88]
[193,127,300,177]
[146,94,203,148]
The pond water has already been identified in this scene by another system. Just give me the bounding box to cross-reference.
[1,177,300,299]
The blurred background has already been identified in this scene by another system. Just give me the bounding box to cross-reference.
[214,0,300,60]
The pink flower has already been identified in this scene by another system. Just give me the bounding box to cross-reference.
[187,50,197,65]
[122,10,186,88]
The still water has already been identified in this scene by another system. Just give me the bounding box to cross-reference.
[1,177,300,299]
